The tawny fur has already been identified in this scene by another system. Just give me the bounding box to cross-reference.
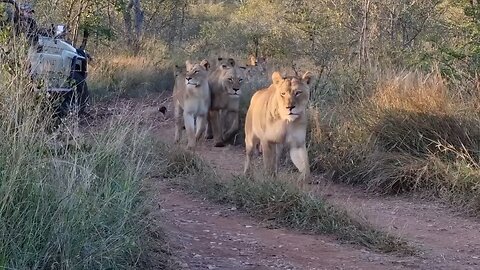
[244,71,313,183]
[173,59,211,150]
[245,55,267,81]
[206,57,246,146]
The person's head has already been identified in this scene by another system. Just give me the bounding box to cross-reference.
[19,3,34,18]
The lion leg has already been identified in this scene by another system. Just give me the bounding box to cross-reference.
[261,141,277,177]
[183,112,196,150]
[289,145,310,184]
[195,114,207,142]
[210,110,225,147]
[257,144,263,156]
[174,103,183,144]
[205,113,213,139]
[244,109,255,177]
[223,111,239,143]
[275,143,284,175]
[244,134,259,177]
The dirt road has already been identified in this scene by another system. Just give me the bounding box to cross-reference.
[94,99,480,269]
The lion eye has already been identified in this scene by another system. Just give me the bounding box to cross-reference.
[239,78,243,83]
[281,92,286,96]
[194,70,199,74]
[228,78,233,82]
[295,91,302,97]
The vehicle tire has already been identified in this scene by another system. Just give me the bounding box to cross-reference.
[72,71,89,116]
[59,71,89,117]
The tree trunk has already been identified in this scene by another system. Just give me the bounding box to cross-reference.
[123,0,144,51]
[253,36,259,58]
[72,2,86,46]
[179,1,187,44]
[359,0,371,69]
[132,0,144,43]
[66,0,76,32]
[123,1,133,45]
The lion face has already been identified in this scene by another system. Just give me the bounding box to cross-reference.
[217,57,235,69]
[215,57,246,97]
[247,55,267,74]
[185,59,210,87]
[221,66,246,97]
[271,71,313,122]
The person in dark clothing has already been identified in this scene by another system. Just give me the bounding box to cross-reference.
[16,3,37,41]
[10,3,52,43]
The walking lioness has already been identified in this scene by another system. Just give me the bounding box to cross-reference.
[173,59,210,150]
[207,57,245,147]
[244,71,313,182]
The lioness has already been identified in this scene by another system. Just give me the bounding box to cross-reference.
[246,55,267,81]
[207,57,245,147]
[247,54,267,69]
[173,59,210,150]
[244,71,313,182]
[221,65,247,143]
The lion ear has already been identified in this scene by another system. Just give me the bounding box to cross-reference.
[227,58,236,67]
[272,71,283,85]
[249,55,257,66]
[302,71,314,85]
[185,60,193,70]
[174,65,182,76]
[200,59,210,71]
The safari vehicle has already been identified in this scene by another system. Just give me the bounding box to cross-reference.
[0,0,90,117]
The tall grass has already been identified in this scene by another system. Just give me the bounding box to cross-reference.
[308,70,480,214]
[0,41,165,269]
[162,145,414,254]
[88,40,173,102]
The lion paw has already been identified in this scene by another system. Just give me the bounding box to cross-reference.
[214,141,225,147]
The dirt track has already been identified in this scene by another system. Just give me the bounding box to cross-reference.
[94,98,480,269]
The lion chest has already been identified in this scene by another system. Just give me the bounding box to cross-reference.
[260,119,287,143]
[262,119,306,145]
[210,91,229,110]
[209,80,230,110]
[183,90,210,116]
[226,96,240,112]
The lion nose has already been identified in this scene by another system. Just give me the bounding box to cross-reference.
[186,77,192,81]
[286,105,295,110]
[233,88,239,92]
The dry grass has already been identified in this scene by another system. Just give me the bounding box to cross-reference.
[0,39,175,269]
[162,145,415,254]
[371,71,454,113]
[308,70,480,214]
[89,42,174,101]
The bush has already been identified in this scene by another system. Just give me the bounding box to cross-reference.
[0,44,166,269]
[308,70,480,213]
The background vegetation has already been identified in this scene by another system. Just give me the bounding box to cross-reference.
[0,40,169,269]
[67,0,478,214]
[1,0,479,218]
[1,0,480,267]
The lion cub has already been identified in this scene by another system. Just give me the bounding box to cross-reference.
[244,71,313,182]
[173,59,211,150]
